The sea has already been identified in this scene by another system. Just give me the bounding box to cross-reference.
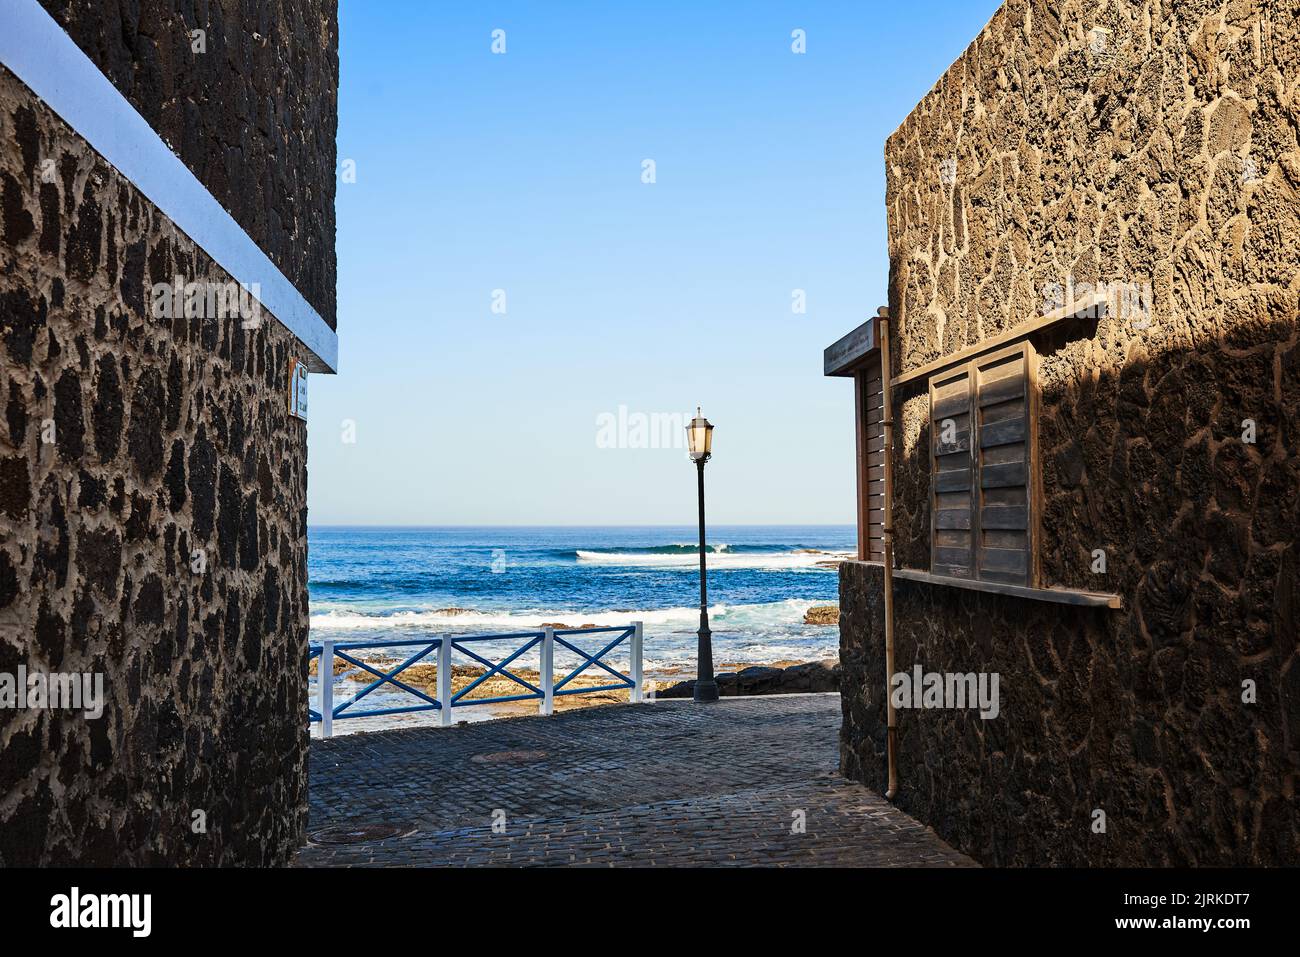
[307,525,853,731]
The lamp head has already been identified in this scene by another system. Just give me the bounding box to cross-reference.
[686,407,713,462]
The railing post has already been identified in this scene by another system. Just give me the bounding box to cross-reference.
[630,622,644,703]
[437,635,453,727]
[540,627,554,716]
[320,640,334,739]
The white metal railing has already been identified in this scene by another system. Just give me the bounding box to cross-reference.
[310,622,644,738]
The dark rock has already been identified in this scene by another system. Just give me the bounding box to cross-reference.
[38,181,59,255]
[0,288,45,364]
[53,368,85,462]
[164,439,186,509]
[0,457,31,519]
[189,426,216,540]
[217,465,240,567]
[803,605,840,625]
[1138,560,1193,647]
[5,381,27,445]
[77,470,105,509]
[35,598,66,668]
[124,492,154,542]
[657,660,840,699]
[0,786,52,868]
[126,367,164,479]
[12,104,39,177]
[1205,511,1249,585]
[32,477,70,588]
[165,353,182,429]
[92,355,123,461]
[120,239,146,316]
[239,491,259,571]
[75,526,121,597]
[1055,438,1086,487]
[0,550,18,608]
[133,575,165,627]
[3,721,43,782]
[88,715,112,771]
[65,196,102,282]
[1,171,34,243]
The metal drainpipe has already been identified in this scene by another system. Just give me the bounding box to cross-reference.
[878,306,899,800]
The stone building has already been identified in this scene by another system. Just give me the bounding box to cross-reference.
[827,0,1297,865]
[0,1,338,864]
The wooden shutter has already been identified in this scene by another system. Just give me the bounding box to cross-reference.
[972,343,1038,586]
[856,357,886,562]
[929,365,974,578]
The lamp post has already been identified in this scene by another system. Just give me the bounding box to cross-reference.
[686,408,718,703]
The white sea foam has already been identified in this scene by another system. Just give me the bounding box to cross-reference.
[309,597,833,635]
[573,549,849,569]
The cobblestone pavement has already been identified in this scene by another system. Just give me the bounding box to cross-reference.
[296,694,975,867]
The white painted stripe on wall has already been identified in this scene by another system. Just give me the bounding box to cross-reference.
[0,0,338,372]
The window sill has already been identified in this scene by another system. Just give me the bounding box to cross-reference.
[851,563,1121,609]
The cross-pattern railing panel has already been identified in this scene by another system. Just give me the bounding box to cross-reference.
[552,627,637,696]
[308,623,644,737]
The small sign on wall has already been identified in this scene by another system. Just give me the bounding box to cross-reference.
[288,357,308,421]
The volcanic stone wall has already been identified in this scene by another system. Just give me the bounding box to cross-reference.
[0,0,337,865]
[841,0,1299,865]
[36,0,339,327]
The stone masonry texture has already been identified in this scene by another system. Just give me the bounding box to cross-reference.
[840,0,1299,865]
[0,1,338,865]
[36,0,339,327]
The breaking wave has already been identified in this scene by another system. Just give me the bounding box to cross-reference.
[574,546,849,569]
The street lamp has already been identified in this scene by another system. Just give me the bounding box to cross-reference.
[686,407,718,703]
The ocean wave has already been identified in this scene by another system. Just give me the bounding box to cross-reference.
[573,542,734,555]
[570,543,839,556]
[573,548,849,569]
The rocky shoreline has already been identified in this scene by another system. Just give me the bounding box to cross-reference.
[802,604,840,625]
[653,660,840,699]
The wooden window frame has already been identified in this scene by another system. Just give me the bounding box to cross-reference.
[927,341,1040,587]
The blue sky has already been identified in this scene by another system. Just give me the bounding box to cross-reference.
[308,0,1004,525]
